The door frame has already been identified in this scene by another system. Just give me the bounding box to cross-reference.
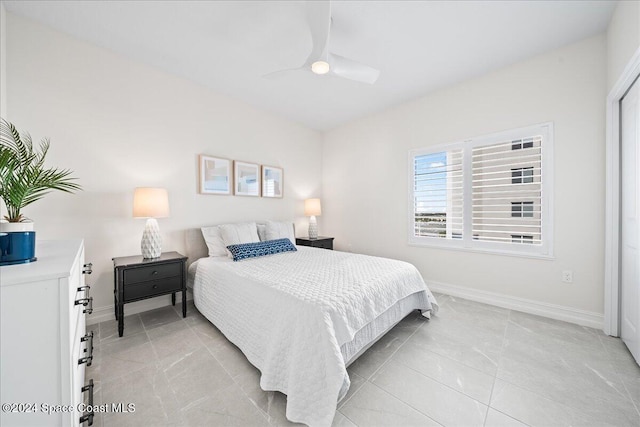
[605,47,640,336]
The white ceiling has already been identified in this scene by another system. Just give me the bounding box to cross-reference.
[4,0,616,131]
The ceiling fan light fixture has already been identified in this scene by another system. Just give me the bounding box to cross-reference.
[263,2,380,84]
[311,60,330,75]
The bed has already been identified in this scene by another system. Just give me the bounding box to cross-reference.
[185,225,438,426]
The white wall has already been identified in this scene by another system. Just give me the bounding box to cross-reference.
[607,0,640,91]
[5,14,323,322]
[1,2,7,116]
[4,9,615,327]
[323,35,607,321]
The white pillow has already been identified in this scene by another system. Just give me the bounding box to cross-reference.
[219,222,260,248]
[201,226,227,257]
[265,220,295,244]
[257,224,267,242]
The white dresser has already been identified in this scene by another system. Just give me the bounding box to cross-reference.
[1,240,95,426]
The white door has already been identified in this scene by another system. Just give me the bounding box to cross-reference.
[621,77,640,364]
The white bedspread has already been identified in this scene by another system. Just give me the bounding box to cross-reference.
[193,247,438,426]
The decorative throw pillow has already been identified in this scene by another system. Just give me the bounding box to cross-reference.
[257,224,267,242]
[226,238,297,262]
[200,226,227,257]
[265,220,295,244]
[219,222,260,247]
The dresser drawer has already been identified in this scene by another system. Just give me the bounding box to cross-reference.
[124,277,182,301]
[123,262,181,284]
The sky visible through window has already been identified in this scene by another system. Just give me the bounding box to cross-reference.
[415,152,447,214]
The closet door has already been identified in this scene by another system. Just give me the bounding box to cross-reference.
[621,77,640,364]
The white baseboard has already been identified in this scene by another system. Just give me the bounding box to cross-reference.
[87,293,194,325]
[427,280,604,330]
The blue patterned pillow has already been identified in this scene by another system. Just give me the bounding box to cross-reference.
[226,238,297,262]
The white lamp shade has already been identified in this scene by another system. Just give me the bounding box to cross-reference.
[304,198,322,216]
[133,187,170,218]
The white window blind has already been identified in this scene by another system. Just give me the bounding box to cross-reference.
[472,137,542,245]
[409,123,553,257]
[412,149,463,239]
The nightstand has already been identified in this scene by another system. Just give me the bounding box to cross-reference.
[295,236,334,250]
[112,251,187,337]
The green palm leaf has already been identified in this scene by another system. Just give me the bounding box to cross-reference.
[0,118,82,222]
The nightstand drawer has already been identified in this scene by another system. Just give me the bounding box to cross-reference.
[296,237,334,250]
[124,277,182,301]
[312,240,332,249]
[123,263,181,284]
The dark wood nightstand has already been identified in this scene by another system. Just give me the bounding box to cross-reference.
[295,236,334,250]
[112,252,187,337]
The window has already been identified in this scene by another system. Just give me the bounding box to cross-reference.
[511,235,534,244]
[511,167,534,184]
[511,201,534,218]
[412,150,463,239]
[409,123,553,257]
[511,138,534,150]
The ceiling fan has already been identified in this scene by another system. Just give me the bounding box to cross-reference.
[264,0,380,84]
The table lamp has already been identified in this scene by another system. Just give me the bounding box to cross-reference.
[133,187,170,259]
[304,198,322,239]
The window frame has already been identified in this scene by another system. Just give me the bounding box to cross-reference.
[408,122,554,259]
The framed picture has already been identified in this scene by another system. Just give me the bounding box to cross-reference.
[262,165,284,198]
[234,161,261,196]
[199,155,232,195]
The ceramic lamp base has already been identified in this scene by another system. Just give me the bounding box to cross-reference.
[141,218,162,259]
[308,215,318,239]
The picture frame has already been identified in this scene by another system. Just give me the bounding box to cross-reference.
[261,165,284,198]
[234,161,261,197]
[199,155,232,195]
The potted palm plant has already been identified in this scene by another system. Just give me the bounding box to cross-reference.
[0,118,82,265]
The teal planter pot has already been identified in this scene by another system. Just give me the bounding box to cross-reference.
[0,231,37,265]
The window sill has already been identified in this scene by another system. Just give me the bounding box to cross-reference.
[407,241,555,260]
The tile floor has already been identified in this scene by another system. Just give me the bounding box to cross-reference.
[86,293,640,426]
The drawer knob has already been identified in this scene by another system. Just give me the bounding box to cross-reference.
[78,355,92,366]
[75,297,90,307]
[75,284,92,314]
[152,284,159,289]
[83,263,93,274]
[152,270,158,275]
[76,286,91,308]
[76,296,94,315]
[80,379,95,426]
[79,331,94,367]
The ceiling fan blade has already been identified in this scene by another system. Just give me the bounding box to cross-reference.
[328,53,380,84]
[304,0,331,65]
[262,66,306,80]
